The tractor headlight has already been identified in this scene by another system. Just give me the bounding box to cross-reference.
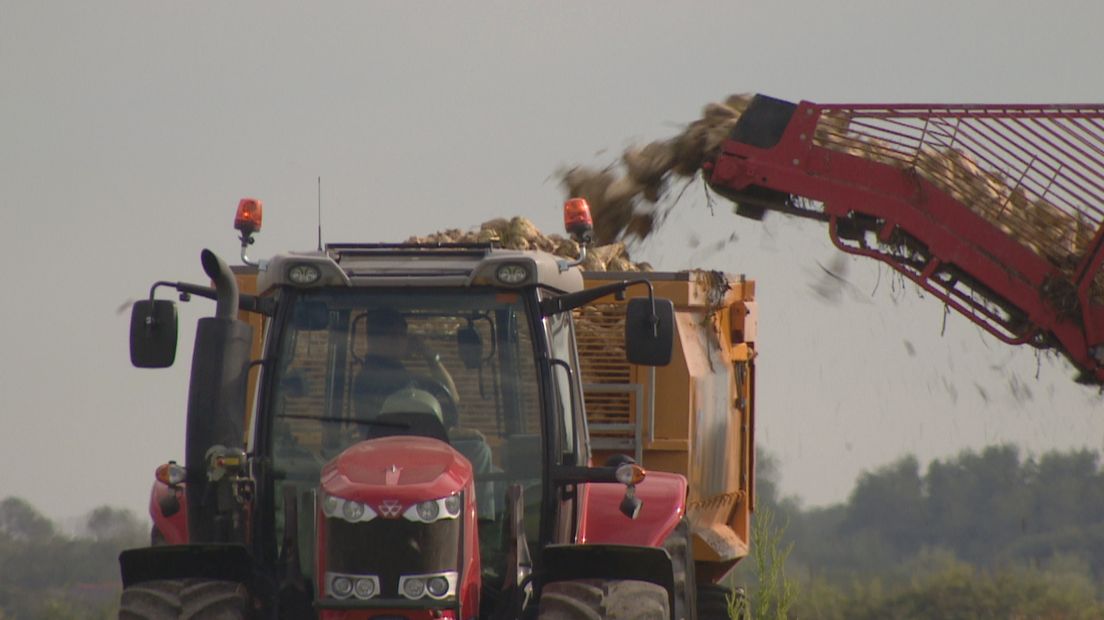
[287,263,322,285]
[426,576,450,598]
[343,500,366,521]
[320,493,378,523]
[495,263,530,285]
[326,572,380,600]
[402,576,427,599]
[416,500,440,522]
[443,494,462,517]
[403,492,461,523]
[399,572,458,600]
[330,575,353,599]
[353,577,378,599]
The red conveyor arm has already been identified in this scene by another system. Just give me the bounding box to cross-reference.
[704,95,1104,382]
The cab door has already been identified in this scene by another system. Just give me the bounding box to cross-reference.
[542,306,590,545]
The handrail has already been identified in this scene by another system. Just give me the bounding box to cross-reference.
[583,382,645,464]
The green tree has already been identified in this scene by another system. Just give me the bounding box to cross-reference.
[0,497,142,619]
[926,445,1029,563]
[1028,449,1103,535]
[840,455,925,561]
[85,506,145,544]
[0,497,55,542]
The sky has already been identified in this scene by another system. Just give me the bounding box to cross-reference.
[2,1,1103,521]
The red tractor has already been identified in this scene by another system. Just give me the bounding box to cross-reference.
[119,200,699,619]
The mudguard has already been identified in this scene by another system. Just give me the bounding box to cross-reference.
[577,470,687,547]
[119,543,252,588]
[150,480,188,544]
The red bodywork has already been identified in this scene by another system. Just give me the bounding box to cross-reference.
[707,97,1104,381]
[577,471,687,547]
[316,436,478,620]
[317,605,457,620]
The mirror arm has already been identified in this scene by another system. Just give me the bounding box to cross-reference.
[540,279,657,317]
[150,280,213,304]
[148,281,275,317]
[243,295,276,316]
[551,465,622,485]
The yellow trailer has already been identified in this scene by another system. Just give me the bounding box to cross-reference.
[576,270,757,584]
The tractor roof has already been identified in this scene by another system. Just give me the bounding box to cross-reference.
[255,242,584,295]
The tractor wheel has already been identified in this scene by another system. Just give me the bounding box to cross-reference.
[696,582,745,620]
[663,519,697,620]
[537,579,669,620]
[119,578,249,619]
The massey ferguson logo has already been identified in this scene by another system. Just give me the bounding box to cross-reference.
[379,500,402,519]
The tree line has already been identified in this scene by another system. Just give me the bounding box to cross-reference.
[735,445,1104,618]
[0,497,145,619]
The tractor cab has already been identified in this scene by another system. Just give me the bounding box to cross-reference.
[263,268,562,616]
[123,199,677,619]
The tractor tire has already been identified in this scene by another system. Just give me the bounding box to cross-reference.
[537,579,669,620]
[119,578,249,620]
[663,519,697,620]
[696,582,744,620]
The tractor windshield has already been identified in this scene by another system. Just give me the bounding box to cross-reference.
[268,288,544,579]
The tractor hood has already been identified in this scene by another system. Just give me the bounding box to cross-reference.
[320,436,473,506]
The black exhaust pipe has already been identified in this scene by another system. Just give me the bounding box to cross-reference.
[201,249,240,320]
[185,250,253,543]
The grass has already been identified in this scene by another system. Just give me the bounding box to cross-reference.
[728,506,798,620]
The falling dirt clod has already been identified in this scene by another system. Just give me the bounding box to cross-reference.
[559,95,755,246]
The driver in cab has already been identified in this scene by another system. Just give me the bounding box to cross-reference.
[353,307,458,419]
[352,308,495,518]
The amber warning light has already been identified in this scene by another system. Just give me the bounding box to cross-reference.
[234,198,263,238]
[155,462,187,486]
[563,197,593,244]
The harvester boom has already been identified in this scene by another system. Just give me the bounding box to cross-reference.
[705,95,1104,381]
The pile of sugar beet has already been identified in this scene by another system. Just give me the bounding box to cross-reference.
[406,216,647,272]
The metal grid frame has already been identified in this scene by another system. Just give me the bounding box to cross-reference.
[708,96,1104,381]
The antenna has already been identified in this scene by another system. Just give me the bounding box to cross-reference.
[317,176,323,251]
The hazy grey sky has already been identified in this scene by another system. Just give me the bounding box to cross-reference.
[2,1,1102,520]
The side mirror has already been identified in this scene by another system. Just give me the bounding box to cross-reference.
[625,298,674,366]
[456,325,483,369]
[130,299,178,368]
